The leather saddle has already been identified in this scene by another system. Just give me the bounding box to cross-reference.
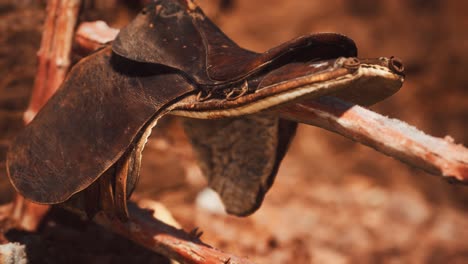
[7,0,402,218]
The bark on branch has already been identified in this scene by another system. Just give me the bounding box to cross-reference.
[23,0,82,124]
[277,97,468,182]
[95,202,254,264]
[10,0,82,232]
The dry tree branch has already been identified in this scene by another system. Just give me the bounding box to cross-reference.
[23,0,82,124]
[75,21,468,183]
[9,0,82,232]
[95,202,254,264]
[277,97,468,182]
[74,21,119,55]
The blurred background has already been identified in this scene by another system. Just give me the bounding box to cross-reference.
[0,0,467,263]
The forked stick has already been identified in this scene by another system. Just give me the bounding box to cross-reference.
[75,21,468,183]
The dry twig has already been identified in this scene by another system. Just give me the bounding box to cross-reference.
[23,0,82,124]
[278,97,468,182]
[95,202,254,264]
[9,0,82,232]
[74,21,119,55]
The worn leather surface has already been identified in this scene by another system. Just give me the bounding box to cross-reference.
[113,0,357,85]
[7,47,196,204]
[184,116,296,216]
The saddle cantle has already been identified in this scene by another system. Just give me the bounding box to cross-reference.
[112,0,357,85]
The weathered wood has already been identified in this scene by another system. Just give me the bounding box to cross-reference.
[94,201,254,264]
[277,97,468,182]
[23,0,82,124]
[75,21,119,55]
[9,0,82,232]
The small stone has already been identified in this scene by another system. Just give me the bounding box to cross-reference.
[195,187,226,215]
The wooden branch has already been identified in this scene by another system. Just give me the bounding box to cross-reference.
[277,97,468,182]
[74,21,119,55]
[95,201,254,264]
[23,0,82,124]
[74,21,468,183]
[9,0,82,231]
